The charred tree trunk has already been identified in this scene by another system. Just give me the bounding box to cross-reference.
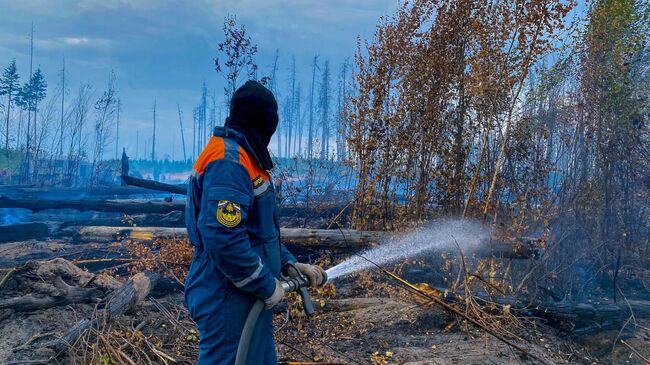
[120,175,187,195]
[57,211,184,228]
[0,196,184,214]
[0,259,120,312]
[57,226,384,248]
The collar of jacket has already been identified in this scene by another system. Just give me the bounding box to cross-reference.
[213,126,267,170]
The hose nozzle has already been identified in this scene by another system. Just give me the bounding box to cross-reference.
[282,263,316,316]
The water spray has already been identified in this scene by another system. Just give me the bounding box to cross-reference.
[322,230,550,365]
[326,218,489,281]
[237,219,500,365]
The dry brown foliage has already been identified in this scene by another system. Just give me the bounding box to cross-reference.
[123,237,193,283]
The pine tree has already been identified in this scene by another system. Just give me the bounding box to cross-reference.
[0,59,20,152]
[21,67,47,178]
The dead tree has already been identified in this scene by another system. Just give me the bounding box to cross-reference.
[0,258,120,313]
[0,196,184,214]
[120,174,187,194]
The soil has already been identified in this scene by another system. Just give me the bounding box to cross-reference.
[2,283,649,364]
[1,251,648,365]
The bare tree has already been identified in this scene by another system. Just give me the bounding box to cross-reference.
[286,56,296,157]
[177,103,187,161]
[295,84,302,158]
[337,58,350,161]
[308,55,319,160]
[214,14,259,99]
[91,71,117,185]
[268,49,281,157]
[58,58,66,156]
[319,60,330,159]
[65,83,92,186]
[151,100,156,161]
[114,98,120,160]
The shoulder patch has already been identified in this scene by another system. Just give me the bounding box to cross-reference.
[252,175,264,188]
[216,200,242,228]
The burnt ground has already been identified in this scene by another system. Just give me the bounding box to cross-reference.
[1,267,649,365]
[1,235,648,365]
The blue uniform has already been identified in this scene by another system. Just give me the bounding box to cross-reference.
[185,127,296,364]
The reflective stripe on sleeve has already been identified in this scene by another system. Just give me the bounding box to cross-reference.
[253,179,271,196]
[233,259,264,288]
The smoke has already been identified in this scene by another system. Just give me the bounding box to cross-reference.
[326,218,490,281]
[0,208,30,226]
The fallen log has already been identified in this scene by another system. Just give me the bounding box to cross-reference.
[0,258,120,312]
[0,196,185,214]
[57,226,540,258]
[0,281,103,312]
[0,185,166,199]
[57,211,184,228]
[59,226,188,243]
[120,174,187,195]
[0,223,49,243]
[45,270,160,354]
[280,227,383,247]
[57,226,384,248]
[0,241,125,269]
[428,285,650,334]
[313,297,396,312]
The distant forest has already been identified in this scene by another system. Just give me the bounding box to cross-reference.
[0,13,355,187]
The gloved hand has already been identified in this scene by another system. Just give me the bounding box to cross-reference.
[263,279,285,310]
[294,263,326,287]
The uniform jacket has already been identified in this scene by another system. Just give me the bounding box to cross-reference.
[185,126,296,299]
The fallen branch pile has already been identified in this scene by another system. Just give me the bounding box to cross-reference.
[0,258,120,313]
[2,258,162,364]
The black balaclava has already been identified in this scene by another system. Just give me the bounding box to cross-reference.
[225,80,278,170]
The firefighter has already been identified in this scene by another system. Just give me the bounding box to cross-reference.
[184,80,326,364]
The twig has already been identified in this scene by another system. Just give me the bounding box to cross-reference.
[326,201,353,229]
[610,315,634,354]
[470,273,506,296]
[352,253,552,365]
[150,346,177,364]
[322,341,361,365]
[13,332,56,352]
[279,340,312,361]
[620,339,649,363]
[611,287,637,354]
[0,268,16,287]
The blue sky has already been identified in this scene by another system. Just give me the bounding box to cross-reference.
[0,0,396,160]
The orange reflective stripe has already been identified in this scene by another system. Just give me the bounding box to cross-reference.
[238,146,270,181]
[192,136,225,175]
[192,135,269,183]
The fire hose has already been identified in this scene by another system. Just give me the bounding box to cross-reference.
[235,263,328,365]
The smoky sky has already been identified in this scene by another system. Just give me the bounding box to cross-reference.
[0,0,396,160]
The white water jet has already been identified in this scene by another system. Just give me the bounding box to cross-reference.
[325,218,489,281]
